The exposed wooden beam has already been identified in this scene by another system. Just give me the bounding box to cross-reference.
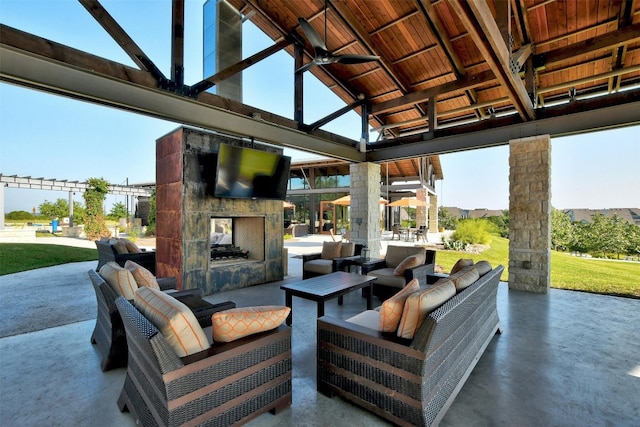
[417,0,466,77]
[371,69,495,114]
[536,18,618,50]
[449,0,534,120]
[536,23,640,69]
[511,44,532,72]
[370,10,420,35]
[328,0,409,93]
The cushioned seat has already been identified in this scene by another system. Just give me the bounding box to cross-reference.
[303,241,362,279]
[361,245,436,299]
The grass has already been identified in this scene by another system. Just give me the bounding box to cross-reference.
[431,236,640,298]
[0,243,97,276]
[1,235,638,298]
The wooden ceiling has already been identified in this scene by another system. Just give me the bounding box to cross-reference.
[226,0,640,151]
[1,0,639,163]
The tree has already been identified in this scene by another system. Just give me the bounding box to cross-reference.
[38,198,86,224]
[147,188,156,227]
[438,206,458,230]
[488,210,509,238]
[551,208,574,251]
[83,177,111,240]
[109,202,128,219]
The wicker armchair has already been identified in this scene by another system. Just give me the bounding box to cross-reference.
[95,239,157,275]
[317,265,504,427]
[302,242,363,279]
[115,297,292,426]
[88,269,234,371]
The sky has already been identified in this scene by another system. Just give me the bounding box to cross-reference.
[1,0,638,214]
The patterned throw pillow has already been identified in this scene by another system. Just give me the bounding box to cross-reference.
[124,260,160,290]
[378,279,420,332]
[211,306,290,342]
[397,280,456,339]
[134,286,209,357]
[100,262,138,300]
[450,258,474,274]
[393,254,425,276]
[321,241,342,260]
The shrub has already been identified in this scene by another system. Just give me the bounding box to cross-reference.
[450,218,494,245]
[6,210,34,220]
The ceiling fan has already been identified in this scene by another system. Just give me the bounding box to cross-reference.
[295,8,379,74]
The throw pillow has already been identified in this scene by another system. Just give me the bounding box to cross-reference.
[393,254,425,276]
[340,242,355,257]
[378,279,420,332]
[124,260,160,290]
[450,258,474,274]
[100,262,138,300]
[397,280,456,339]
[122,238,142,253]
[321,241,342,260]
[211,306,290,342]
[109,238,129,255]
[134,286,209,357]
[473,260,492,276]
[449,266,480,291]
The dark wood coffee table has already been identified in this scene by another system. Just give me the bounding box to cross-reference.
[280,271,376,325]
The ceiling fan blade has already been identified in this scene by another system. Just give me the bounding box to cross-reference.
[295,60,319,74]
[334,54,380,65]
[298,18,328,52]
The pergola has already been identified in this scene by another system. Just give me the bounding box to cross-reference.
[1,0,640,292]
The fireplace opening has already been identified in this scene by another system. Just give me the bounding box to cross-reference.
[209,216,265,266]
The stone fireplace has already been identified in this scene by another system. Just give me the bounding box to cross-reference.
[155,127,285,294]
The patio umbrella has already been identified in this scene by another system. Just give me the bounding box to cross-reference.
[283,201,295,209]
[387,197,428,228]
[330,195,389,205]
[387,197,428,207]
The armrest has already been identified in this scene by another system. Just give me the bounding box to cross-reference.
[167,288,203,298]
[361,259,387,275]
[156,276,177,290]
[427,273,449,284]
[302,252,322,263]
[317,316,420,358]
[405,263,435,286]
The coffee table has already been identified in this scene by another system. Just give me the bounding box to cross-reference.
[280,271,376,325]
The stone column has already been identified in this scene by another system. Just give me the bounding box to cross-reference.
[415,188,427,228]
[350,163,382,258]
[428,194,438,232]
[508,135,551,294]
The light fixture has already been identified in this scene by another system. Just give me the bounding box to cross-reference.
[487,106,496,118]
[568,87,577,101]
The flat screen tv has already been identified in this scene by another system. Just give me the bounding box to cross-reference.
[213,143,291,200]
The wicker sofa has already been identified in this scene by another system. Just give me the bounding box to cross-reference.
[88,269,234,371]
[115,296,292,426]
[95,238,157,275]
[317,263,504,427]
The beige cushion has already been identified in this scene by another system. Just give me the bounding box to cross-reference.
[122,238,141,253]
[385,246,425,268]
[397,281,456,339]
[321,241,342,260]
[304,259,334,275]
[451,258,474,274]
[211,306,290,342]
[393,254,425,276]
[378,279,420,332]
[449,266,480,291]
[346,310,381,329]
[340,242,355,257]
[134,286,209,357]
[473,260,492,276]
[124,260,160,290]
[367,268,407,289]
[109,238,128,255]
[99,262,138,300]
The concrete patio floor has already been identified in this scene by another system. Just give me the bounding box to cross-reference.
[1,234,639,426]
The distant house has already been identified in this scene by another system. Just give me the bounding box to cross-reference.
[563,208,640,226]
[444,207,504,220]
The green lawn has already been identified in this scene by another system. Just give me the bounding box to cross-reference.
[0,243,97,275]
[432,236,640,298]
